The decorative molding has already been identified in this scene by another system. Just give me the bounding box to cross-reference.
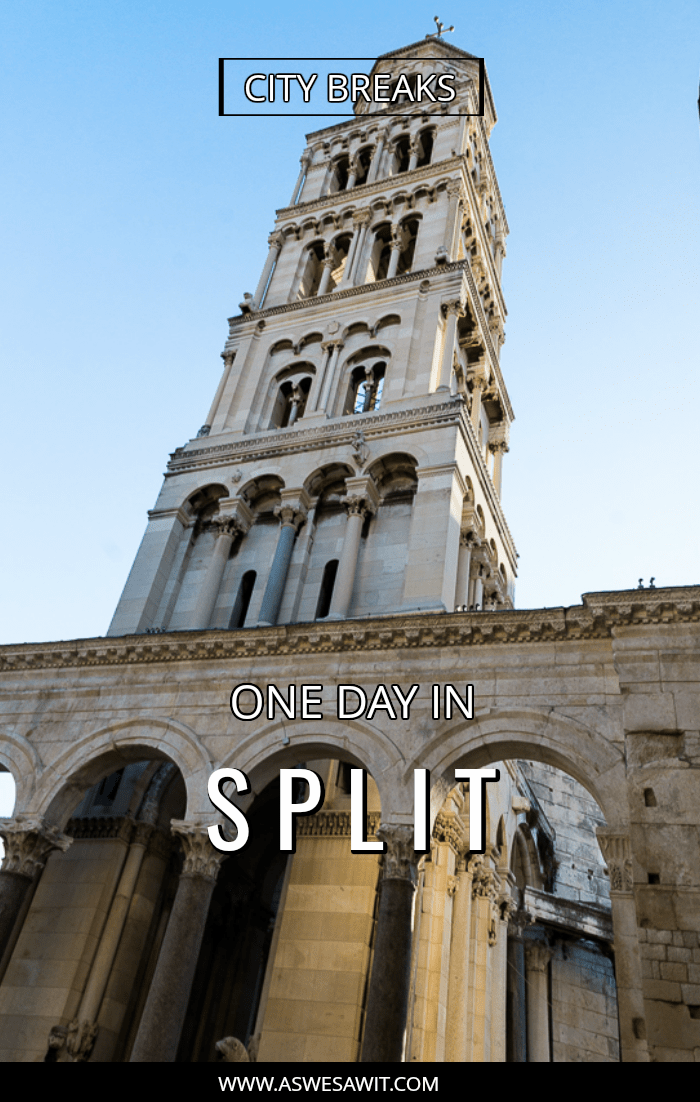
[228,261,468,329]
[432,810,465,853]
[296,811,380,838]
[167,398,465,473]
[1,589,699,670]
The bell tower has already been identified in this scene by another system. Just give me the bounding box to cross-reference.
[108,36,516,638]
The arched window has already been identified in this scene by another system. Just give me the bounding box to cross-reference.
[328,155,350,193]
[395,217,419,274]
[415,128,434,167]
[297,241,325,299]
[366,223,392,282]
[229,570,256,629]
[391,135,411,174]
[353,146,373,187]
[315,559,339,619]
[345,362,386,415]
[269,376,312,429]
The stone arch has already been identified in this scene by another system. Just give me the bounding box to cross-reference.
[27,716,214,828]
[0,731,41,816]
[219,716,405,817]
[412,707,627,829]
[335,343,391,417]
[239,473,285,514]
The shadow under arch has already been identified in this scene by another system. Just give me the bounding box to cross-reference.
[28,716,214,828]
[415,707,628,829]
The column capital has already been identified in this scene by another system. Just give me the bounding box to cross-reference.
[352,208,372,227]
[267,231,284,250]
[525,941,554,973]
[441,298,466,319]
[0,817,72,878]
[320,338,344,353]
[212,515,247,541]
[596,829,634,894]
[432,810,465,854]
[378,824,418,885]
[489,440,509,456]
[342,474,381,513]
[274,502,308,531]
[171,820,227,883]
[446,178,464,199]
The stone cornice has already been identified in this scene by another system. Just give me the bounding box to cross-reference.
[2,589,699,671]
[227,261,467,330]
[167,398,464,475]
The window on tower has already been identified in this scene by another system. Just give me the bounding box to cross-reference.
[344,362,386,416]
[270,376,312,429]
[391,135,411,174]
[297,241,325,299]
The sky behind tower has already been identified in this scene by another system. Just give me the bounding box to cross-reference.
[1,0,699,821]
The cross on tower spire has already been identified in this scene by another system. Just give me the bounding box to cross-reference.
[426,16,455,40]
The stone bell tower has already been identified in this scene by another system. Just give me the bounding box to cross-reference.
[108,35,516,641]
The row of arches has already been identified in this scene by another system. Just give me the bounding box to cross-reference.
[325,126,435,195]
[0,706,622,1062]
[295,213,422,300]
[268,354,388,428]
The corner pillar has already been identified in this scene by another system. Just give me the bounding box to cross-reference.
[597,829,650,1062]
[436,301,465,392]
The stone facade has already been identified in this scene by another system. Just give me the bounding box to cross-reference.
[1,35,699,1063]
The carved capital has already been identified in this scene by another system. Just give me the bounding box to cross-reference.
[442,299,466,320]
[597,829,634,894]
[213,515,247,541]
[0,818,71,879]
[525,942,554,974]
[472,863,500,902]
[171,820,227,882]
[267,231,284,251]
[446,874,459,897]
[341,494,376,520]
[432,811,465,854]
[378,824,418,885]
[47,1019,99,1063]
[274,502,308,531]
[446,178,463,199]
[352,208,372,228]
[131,821,155,848]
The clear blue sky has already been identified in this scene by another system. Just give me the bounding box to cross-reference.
[1,1,699,820]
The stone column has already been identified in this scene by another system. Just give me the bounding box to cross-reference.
[525,941,553,1062]
[253,231,284,308]
[436,301,465,391]
[316,251,335,297]
[327,478,379,621]
[76,822,153,1031]
[444,180,464,261]
[129,821,226,1062]
[346,154,360,191]
[490,884,516,1062]
[257,496,308,626]
[445,854,477,1061]
[347,210,371,286]
[469,367,489,432]
[289,152,311,206]
[407,137,420,173]
[467,861,499,1061]
[385,226,403,281]
[596,829,650,1062]
[0,818,71,962]
[366,130,387,183]
[489,441,509,498]
[306,343,332,413]
[454,532,473,609]
[316,340,344,413]
[190,514,248,630]
[506,918,528,1062]
[360,825,417,1062]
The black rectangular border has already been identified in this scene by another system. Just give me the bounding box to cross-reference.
[218,57,484,117]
